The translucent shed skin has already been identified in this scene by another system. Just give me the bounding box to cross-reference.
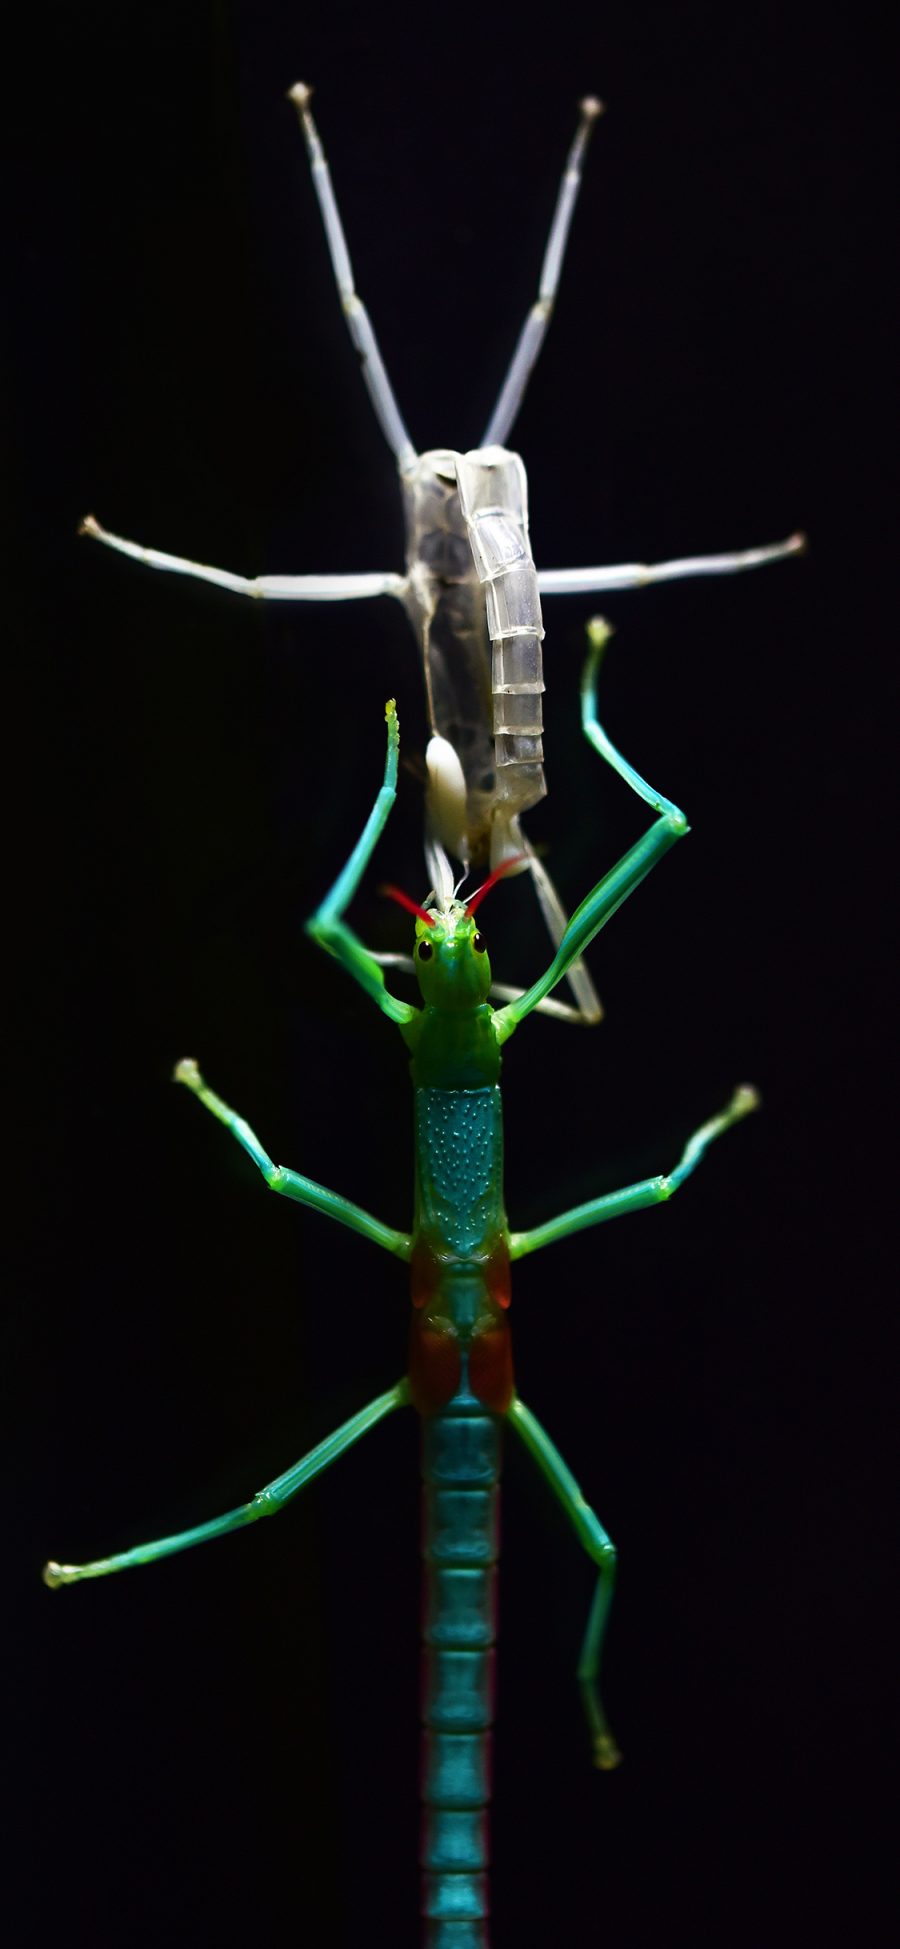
[79,83,804,1023]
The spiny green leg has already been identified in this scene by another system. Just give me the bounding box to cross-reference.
[306,700,416,1028]
[174,1059,410,1259]
[494,623,688,1039]
[509,1086,759,1258]
[507,1396,621,1770]
[44,1379,411,1587]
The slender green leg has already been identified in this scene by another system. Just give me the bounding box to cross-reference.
[494,815,685,1035]
[175,1059,410,1260]
[580,616,686,821]
[509,1086,758,1259]
[44,1379,411,1587]
[495,625,688,1039]
[306,700,417,1028]
[507,1396,621,1770]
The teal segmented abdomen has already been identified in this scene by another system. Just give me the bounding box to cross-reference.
[421,1405,501,1948]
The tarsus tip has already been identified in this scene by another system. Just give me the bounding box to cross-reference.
[43,1561,67,1589]
[581,96,605,121]
[594,1732,622,1770]
[173,1057,201,1090]
[78,514,101,539]
[287,80,312,108]
[732,1083,761,1116]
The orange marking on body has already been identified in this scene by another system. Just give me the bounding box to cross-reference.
[410,1238,442,1311]
[484,1240,511,1312]
[409,1313,462,1413]
[469,1321,515,1413]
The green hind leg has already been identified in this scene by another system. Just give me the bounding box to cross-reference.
[174,1059,410,1260]
[44,1379,410,1587]
[508,1086,759,1258]
[507,1396,621,1769]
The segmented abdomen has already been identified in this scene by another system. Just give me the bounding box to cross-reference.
[421,1406,501,1949]
[455,448,545,852]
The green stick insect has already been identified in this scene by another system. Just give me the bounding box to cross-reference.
[45,620,758,1947]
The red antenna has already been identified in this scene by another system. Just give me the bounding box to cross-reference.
[380,884,437,927]
[465,855,528,917]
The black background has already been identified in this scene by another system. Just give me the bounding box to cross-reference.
[8,5,894,1945]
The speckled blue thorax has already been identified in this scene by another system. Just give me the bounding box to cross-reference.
[414,1087,505,1259]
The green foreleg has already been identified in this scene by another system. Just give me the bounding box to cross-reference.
[580,616,685,820]
[44,1380,411,1587]
[175,1059,410,1259]
[306,699,416,1027]
[507,1395,621,1770]
[495,626,688,1037]
[494,812,685,1035]
[509,1086,758,1258]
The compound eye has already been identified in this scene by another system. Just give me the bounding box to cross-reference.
[473,932,486,955]
[417,939,434,962]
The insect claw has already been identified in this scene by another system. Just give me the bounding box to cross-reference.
[173,1057,202,1091]
[594,1732,622,1770]
[287,80,313,110]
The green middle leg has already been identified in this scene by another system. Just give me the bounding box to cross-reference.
[174,1059,411,1260]
[509,1087,759,1259]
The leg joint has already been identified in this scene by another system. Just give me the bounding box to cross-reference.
[305,912,338,951]
[582,1512,616,1569]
